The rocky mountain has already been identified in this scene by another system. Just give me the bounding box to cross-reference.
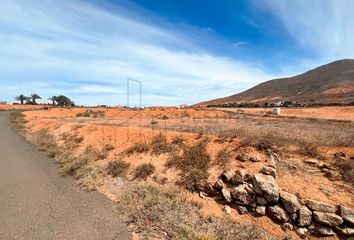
[198,59,354,106]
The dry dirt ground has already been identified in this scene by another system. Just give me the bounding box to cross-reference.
[6,105,354,239]
[0,104,50,110]
[217,106,354,121]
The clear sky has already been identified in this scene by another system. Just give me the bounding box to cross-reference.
[1,0,354,106]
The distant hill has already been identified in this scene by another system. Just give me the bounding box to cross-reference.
[198,59,354,106]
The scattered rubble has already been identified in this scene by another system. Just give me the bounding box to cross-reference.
[224,205,231,215]
[338,205,354,225]
[267,205,289,223]
[306,199,336,213]
[252,174,279,203]
[280,191,300,214]
[249,156,260,162]
[236,153,248,162]
[256,206,266,215]
[298,206,312,227]
[260,165,277,178]
[313,211,343,226]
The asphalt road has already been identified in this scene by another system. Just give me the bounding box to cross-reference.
[0,112,130,240]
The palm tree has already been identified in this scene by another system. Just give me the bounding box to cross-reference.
[55,95,75,106]
[30,94,42,104]
[15,94,28,104]
[48,96,57,106]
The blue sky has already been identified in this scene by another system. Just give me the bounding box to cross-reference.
[1,0,354,106]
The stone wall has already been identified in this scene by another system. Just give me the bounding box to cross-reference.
[211,166,354,238]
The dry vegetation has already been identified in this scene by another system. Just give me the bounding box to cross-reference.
[106,160,131,178]
[134,163,156,180]
[215,147,232,169]
[10,107,354,239]
[165,114,354,157]
[116,183,276,240]
[9,110,28,132]
[166,138,212,191]
[334,156,354,186]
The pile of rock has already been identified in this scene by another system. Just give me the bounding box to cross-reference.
[212,166,354,238]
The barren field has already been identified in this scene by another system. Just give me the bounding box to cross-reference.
[217,106,354,121]
[0,104,51,111]
[13,106,354,239]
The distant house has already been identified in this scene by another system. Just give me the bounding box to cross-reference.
[274,101,284,107]
[177,104,188,109]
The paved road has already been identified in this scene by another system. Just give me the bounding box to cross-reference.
[0,112,130,240]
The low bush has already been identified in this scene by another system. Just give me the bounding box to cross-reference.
[62,145,101,175]
[106,160,131,177]
[125,142,150,155]
[171,135,185,146]
[159,115,169,120]
[151,133,172,155]
[134,163,155,180]
[215,148,231,168]
[300,144,325,160]
[104,143,115,151]
[9,110,28,131]
[334,158,354,186]
[168,139,211,190]
[34,130,59,158]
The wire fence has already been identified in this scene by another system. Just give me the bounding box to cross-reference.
[76,108,354,155]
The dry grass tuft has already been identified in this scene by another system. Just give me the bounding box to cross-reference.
[171,135,185,146]
[125,142,150,155]
[151,133,173,155]
[106,160,131,178]
[104,143,115,151]
[299,144,325,160]
[9,110,28,132]
[166,139,211,191]
[134,163,155,180]
[116,183,276,240]
[61,145,101,175]
[77,165,104,191]
[334,158,354,186]
[215,147,232,169]
[34,130,59,158]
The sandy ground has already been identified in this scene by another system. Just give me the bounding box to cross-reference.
[217,106,354,121]
[0,104,52,110]
[23,107,354,239]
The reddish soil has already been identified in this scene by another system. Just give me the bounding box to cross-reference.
[217,106,354,121]
[0,104,50,110]
[23,107,354,239]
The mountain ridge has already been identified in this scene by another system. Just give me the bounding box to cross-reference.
[197,59,354,106]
